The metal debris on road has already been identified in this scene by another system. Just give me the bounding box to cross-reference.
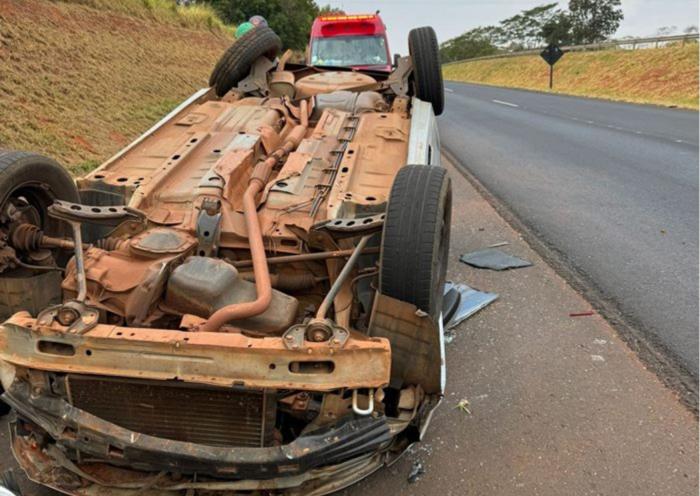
[442,282,498,330]
[487,241,509,248]
[459,248,532,271]
[407,461,425,484]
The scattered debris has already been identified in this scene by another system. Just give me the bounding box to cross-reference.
[487,241,509,248]
[442,282,498,330]
[459,248,532,271]
[570,311,595,317]
[593,338,607,345]
[407,461,425,483]
[444,328,456,344]
[591,355,606,362]
[455,398,472,414]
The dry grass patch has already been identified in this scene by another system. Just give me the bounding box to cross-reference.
[0,0,232,173]
[443,44,699,109]
[55,0,235,35]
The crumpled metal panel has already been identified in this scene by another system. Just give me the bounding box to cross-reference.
[442,281,498,330]
[460,248,532,271]
[368,293,443,394]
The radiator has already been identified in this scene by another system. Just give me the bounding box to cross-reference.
[66,375,276,447]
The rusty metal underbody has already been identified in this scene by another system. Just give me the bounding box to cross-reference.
[0,63,444,495]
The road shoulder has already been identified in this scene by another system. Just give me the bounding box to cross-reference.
[342,156,698,495]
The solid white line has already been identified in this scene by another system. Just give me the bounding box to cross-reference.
[445,87,454,93]
[492,99,519,108]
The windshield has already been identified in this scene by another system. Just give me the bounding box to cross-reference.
[310,35,389,68]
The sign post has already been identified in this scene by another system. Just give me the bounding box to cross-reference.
[539,44,564,89]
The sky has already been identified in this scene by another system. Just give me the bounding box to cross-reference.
[322,0,700,54]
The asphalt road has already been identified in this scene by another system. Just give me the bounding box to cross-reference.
[440,82,699,380]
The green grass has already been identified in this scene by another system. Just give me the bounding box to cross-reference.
[53,0,235,35]
[443,44,699,109]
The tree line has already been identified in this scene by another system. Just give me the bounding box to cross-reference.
[440,0,625,63]
[196,0,342,50]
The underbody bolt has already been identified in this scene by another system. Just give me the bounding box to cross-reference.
[56,307,80,326]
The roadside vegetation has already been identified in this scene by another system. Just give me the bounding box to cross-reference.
[0,0,233,173]
[439,0,626,63]
[443,43,699,109]
[57,0,235,35]
[202,0,344,50]
[440,0,699,108]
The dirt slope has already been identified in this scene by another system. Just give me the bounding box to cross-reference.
[443,44,699,109]
[0,0,232,173]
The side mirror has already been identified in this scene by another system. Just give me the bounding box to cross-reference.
[393,53,400,68]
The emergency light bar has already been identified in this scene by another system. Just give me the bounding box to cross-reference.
[319,14,377,22]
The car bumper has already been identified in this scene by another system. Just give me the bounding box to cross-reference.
[6,377,399,495]
[0,316,409,495]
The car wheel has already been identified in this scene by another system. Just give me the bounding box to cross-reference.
[0,151,80,317]
[0,150,80,239]
[209,26,282,97]
[408,26,445,116]
[380,164,452,320]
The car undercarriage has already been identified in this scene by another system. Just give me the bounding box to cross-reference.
[0,25,449,495]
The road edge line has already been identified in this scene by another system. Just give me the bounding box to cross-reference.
[443,147,699,414]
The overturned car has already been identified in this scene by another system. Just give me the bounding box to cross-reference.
[0,25,450,495]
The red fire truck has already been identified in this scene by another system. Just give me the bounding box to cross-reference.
[307,13,393,72]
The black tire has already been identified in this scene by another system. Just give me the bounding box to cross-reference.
[0,150,80,239]
[209,26,282,97]
[380,165,452,320]
[408,27,445,116]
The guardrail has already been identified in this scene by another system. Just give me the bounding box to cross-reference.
[442,33,699,66]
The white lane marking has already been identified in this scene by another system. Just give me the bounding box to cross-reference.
[445,87,454,93]
[492,99,519,108]
[483,95,692,146]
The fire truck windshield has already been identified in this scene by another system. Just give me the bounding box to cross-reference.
[310,35,389,68]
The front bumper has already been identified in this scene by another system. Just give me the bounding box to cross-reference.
[6,380,392,479]
[0,317,405,495]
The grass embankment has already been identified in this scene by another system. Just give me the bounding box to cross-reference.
[59,0,235,35]
[0,0,234,174]
[443,44,699,109]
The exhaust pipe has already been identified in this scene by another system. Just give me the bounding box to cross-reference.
[199,101,309,332]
